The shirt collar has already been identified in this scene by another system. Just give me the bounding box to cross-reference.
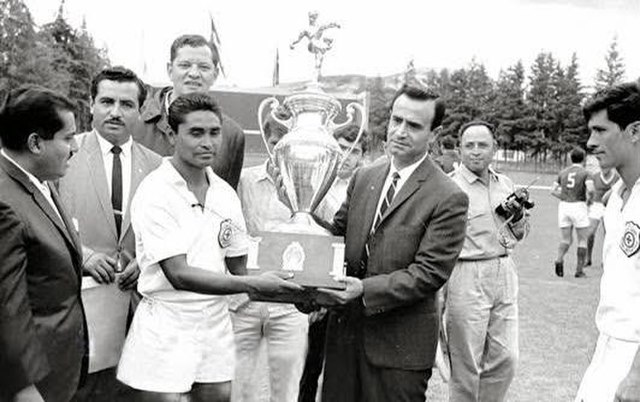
[94,129,133,158]
[160,157,216,188]
[458,163,497,185]
[0,148,50,195]
[390,152,427,181]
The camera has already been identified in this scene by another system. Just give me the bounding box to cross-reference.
[495,188,534,221]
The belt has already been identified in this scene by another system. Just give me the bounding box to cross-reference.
[458,254,508,262]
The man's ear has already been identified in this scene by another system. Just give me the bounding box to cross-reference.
[26,133,43,154]
[627,121,640,144]
[166,62,173,80]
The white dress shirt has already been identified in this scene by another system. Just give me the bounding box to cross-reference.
[370,153,428,233]
[95,131,133,214]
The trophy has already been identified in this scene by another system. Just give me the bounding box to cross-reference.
[246,13,365,301]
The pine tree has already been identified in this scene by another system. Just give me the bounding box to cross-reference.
[527,52,558,160]
[41,1,109,131]
[594,37,626,92]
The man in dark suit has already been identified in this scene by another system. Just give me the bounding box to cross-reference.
[133,34,244,189]
[0,87,87,402]
[316,85,469,401]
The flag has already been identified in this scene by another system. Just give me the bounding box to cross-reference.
[272,48,280,87]
[209,13,226,77]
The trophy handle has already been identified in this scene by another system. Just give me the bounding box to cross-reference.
[334,103,366,170]
[257,97,282,160]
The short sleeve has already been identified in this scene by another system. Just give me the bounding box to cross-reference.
[131,185,189,267]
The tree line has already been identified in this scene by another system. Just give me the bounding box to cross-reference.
[0,0,109,132]
[366,38,629,166]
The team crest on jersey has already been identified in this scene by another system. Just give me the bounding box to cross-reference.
[620,221,640,257]
[218,219,234,248]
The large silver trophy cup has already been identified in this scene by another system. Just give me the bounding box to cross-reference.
[258,92,364,233]
[246,89,365,299]
[246,12,365,301]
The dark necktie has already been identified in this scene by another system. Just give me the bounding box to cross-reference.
[111,145,123,238]
[372,172,401,231]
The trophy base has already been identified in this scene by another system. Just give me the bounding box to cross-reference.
[246,213,346,303]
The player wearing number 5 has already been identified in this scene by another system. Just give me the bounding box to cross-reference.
[551,147,590,278]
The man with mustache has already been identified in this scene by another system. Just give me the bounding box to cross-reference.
[0,86,86,402]
[576,82,640,402]
[445,121,530,402]
[58,66,162,401]
[134,34,245,189]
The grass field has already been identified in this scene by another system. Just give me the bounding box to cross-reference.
[243,156,603,402]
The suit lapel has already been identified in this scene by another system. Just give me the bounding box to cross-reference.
[121,143,146,237]
[85,132,118,240]
[361,162,390,238]
[378,157,433,227]
[48,182,82,258]
[0,154,80,259]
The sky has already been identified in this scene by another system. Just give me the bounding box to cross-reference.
[23,0,640,90]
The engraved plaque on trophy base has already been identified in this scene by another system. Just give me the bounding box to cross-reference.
[246,231,347,303]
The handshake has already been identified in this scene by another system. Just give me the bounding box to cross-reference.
[495,188,534,222]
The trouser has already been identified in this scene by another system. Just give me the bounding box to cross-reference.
[298,313,328,402]
[575,333,640,402]
[445,256,519,402]
[230,302,308,402]
[322,310,432,402]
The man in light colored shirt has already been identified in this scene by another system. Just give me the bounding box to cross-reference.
[133,34,244,189]
[446,121,530,402]
[575,82,640,402]
[0,86,86,402]
[116,93,300,402]
[298,124,366,402]
[58,66,162,401]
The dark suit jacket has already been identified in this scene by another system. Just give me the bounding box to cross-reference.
[133,86,245,189]
[325,156,468,371]
[0,154,87,402]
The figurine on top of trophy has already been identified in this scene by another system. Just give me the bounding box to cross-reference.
[246,12,365,298]
[290,11,341,83]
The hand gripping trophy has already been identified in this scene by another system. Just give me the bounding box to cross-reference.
[247,12,365,301]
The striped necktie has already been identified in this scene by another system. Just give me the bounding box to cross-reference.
[373,171,400,231]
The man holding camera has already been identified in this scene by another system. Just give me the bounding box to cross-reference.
[445,121,530,402]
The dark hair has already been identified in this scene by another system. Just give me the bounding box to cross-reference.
[334,124,367,154]
[458,120,496,140]
[262,106,290,141]
[0,86,75,151]
[389,84,445,130]
[583,82,640,130]
[570,146,586,163]
[90,66,148,108]
[170,34,219,68]
[168,92,223,132]
[440,135,457,150]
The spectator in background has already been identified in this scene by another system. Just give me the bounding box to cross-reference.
[134,34,244,189]
[550,147,590,278]
[576,82,640,402]
[434,135,460,173]
[299,124,367,402]
[584,166,619,268]
[446,121,530,402]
